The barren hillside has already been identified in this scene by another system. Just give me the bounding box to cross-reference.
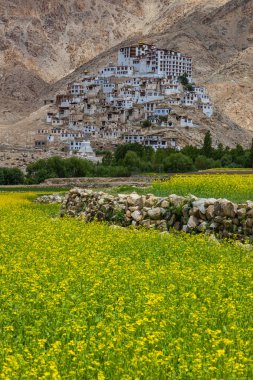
[0,0,253,145]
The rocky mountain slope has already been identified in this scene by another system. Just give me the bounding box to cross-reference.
[0,0,252,145]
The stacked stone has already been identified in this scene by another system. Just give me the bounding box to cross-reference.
[35,194,65,204]
[61,188,253,242]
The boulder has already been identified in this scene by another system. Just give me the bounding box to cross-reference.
[247,209,253,218]
[168,194,187,207]
[204,198,217,207]
[246,218,253,228]
[144,196,158,207]
[237,208,246,218]
[131,210,143,222]
[187,215,199,229]
[192,199,206,214]
[206,205,215,219]
[147,208,161,220]
[160,200,169,208]
[127,193,143,207]
[214,200,237,218]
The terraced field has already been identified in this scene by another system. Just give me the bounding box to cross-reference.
[151,174,253,203]
[0,192,252,379]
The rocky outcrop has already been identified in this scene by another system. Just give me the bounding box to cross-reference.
[61,188,253,242]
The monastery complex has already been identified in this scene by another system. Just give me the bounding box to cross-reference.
[37,43,214,160]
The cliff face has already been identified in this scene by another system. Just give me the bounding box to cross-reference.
[0,0,253,142]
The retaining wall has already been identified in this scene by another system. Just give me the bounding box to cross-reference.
[61,188,253,242]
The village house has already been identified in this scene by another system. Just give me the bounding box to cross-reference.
[198,103,213,118]
[147,116,174,128]
[46,112,55,124]
[37,128,50,135]
[100,127,122,140]
[123,131,178,150]
[154,107,172,117]
[35,137,48,148]
[181,92,199,107]
[51,117,64,127]
[180,117,194,127]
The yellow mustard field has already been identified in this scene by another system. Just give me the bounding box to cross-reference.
[151,174,253,203]
[0,193,252,379]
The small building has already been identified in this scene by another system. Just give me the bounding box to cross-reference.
[154,107,172,117]
[35,137,47,148]
[181,92,198,107]
[46,112,54,124]
[123,134,145,144]
[99,65,134,78]
[198,103,213,118]
[180,117,194,127]
[163,84,181,95]
[144,134,169,150]
[52,117,64,127]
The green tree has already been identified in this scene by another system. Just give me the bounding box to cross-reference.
[102,151,113,166]
[65,157,94,177]
[142,120,152,128]
[181,145,200,160]
[221,154,233,167]
[202,131,212,158]
[213,143,224,160]
[249,138,253,168]
[163,153,193,173]
[123,151,141,172]
[0,167,24,185]
[195,155,217,170]
[178,73,189,86]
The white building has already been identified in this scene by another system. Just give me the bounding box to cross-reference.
[109,97,134,110]
[82,125,97,135]
[67,82,84,95]
[100,128,122,140]
[154,107,172,117]
[137,90,164,104]
[180,117,194,127]
[163,84,181,95]
[102,83,116,93]
[99,65,134,77]
[52,117,64,127]
[198,93,210,104]
[123,133,176,150]
[46,112,54,124]
[118,43,193,81]
[181,92,199,107]
[193,86,206,95]
[124,134,145,144]
[198,103,213,118]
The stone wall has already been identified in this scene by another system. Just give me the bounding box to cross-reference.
[35,194,65,204]
[61,188,253,242]
[43,176,155,188]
